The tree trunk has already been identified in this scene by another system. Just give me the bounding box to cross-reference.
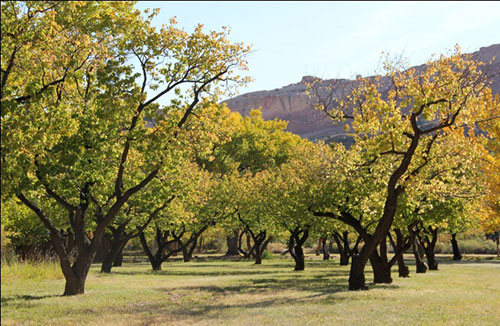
[397,255,410,277]
[63,273,86,296]
[288,228,308,271]
[113,248,123,267]
[151,260,162,271]
[322,237,330,260]
[225,230,240,256]
[412,237,428,273]
[293,244,305,271]
[451,233,462,261]
[369,250,392,284]
[182,238,197,262]
[254,247,262,265]
[349,254,367,290]
[101,237,127,273]
[332,232,349,265]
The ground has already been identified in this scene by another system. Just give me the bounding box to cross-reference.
[1,254,500,325]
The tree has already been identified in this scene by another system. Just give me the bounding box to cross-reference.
[309,46,497,290]
[261,140,329,270]
[200,109,303,265]
[479,106,500,256]
[1,2,249,295]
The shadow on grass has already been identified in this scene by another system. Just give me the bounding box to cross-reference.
[1,294,60,305]
[114,273,398,321]
[109,260,350,277]
[402,257,500,266]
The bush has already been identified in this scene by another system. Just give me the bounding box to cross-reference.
[262,250,273,260]
[1,226,17,264]
[435,236,497,254]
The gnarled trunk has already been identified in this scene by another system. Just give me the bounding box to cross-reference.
[412,236,428,273]
[388,228,411,278]
[416,226,439,270]
[332,231,360,266]
[288,228,309,271]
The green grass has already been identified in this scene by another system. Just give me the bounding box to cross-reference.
[1,255,500,325]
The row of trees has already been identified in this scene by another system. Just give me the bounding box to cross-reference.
[2,2,499,295]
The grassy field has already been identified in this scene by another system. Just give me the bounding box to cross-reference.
[1,254,500,326]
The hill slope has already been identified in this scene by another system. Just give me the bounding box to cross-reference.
[224,44,500,142]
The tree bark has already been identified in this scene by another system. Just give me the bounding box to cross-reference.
[101,235,128,273]
[421,227,438,270]
[332,231,355,266]
[225,230,240,256]
[412,236,428,273]
[182,238,197,262]
[369,249,392,284]
[387,228,411,278]
[288,228,308,271]
[397,255,410,277]
[451,233,462,261]
[349,254,367,290]
[113,248,123,267]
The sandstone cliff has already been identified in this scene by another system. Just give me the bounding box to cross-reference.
[224,44,500,142]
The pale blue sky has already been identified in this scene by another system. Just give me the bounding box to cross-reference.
[135,1,500,97]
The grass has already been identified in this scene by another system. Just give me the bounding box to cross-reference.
[1,254,500,326]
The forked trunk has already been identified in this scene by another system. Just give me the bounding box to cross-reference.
[412,237,428,273]
[288,228,308,271]
[101,237,127,273]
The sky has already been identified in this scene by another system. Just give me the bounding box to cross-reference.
[135,1,500,97]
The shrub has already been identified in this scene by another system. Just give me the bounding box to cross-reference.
[262,250,273,260]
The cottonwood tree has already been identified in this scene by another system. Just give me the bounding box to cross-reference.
[309,46,497,290]
[1,2,249,295]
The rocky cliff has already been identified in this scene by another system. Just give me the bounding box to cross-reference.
[224,44,500,142]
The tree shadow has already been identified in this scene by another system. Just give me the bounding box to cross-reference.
[1,294,60,305]
[113,273,398,322]
[109,259,350,277]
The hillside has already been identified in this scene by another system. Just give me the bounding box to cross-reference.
[224,44,500,142]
